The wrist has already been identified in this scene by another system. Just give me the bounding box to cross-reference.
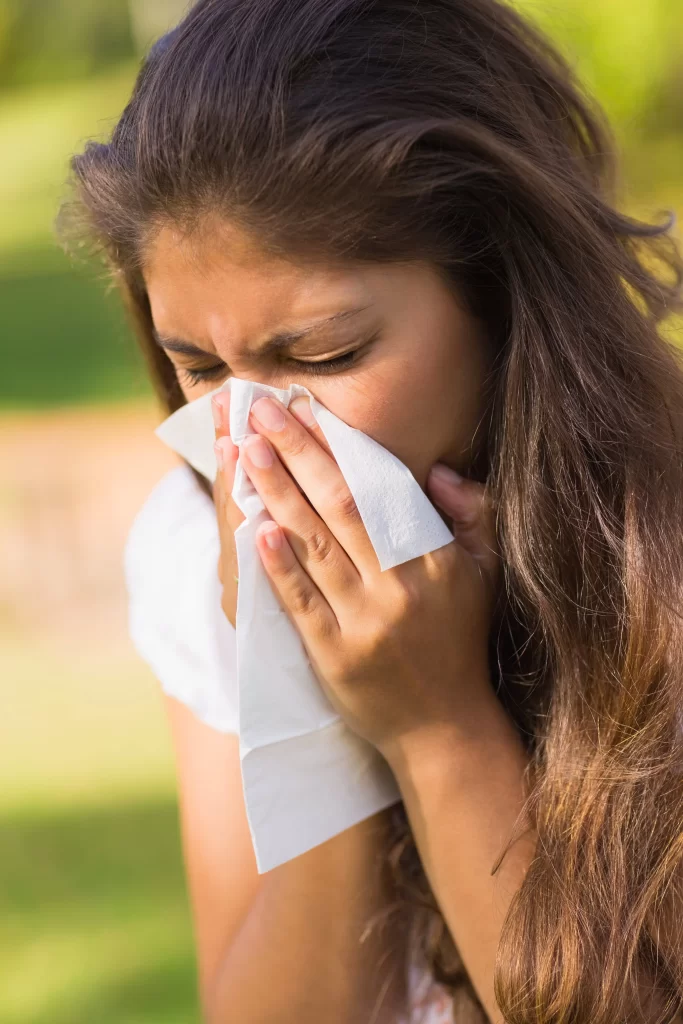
[378,684,517,783]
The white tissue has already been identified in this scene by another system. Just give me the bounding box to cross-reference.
[155,377,455,872]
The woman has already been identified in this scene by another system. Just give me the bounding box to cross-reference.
[56,0,683,1021]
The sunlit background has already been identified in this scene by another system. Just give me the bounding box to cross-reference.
[1,2,681,1022]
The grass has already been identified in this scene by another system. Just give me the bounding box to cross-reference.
[0,628,200,1024]
[0,59,155,409]
[0,799,199,1024]
[0,60,140,258]
[0,63,196,1008]
[0,250,151,408]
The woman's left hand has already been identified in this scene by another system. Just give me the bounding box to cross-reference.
[215,393,502,763]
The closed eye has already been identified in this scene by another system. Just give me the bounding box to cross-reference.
[176,341,372,387]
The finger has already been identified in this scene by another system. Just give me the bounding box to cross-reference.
[426,465,500,577]
[214,435,242,533]
[247,395,377,575]
[212,391,245,531]
[213,436,241,624]
[212,389,242,622]
[254,518,339,642]
[212,389,231,439]
[289,397,335,460]
[288,397,335,504]
[239,433,361,607]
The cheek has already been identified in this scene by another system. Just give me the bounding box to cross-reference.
[312,357,448,483]
[318,341,483,486]
[383,329,490,480]
[367,354,461,476]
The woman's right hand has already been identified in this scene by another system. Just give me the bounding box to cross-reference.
[211,390,243,629]
[205,388,409,1023]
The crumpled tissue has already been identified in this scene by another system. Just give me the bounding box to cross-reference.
[155,377,455,872]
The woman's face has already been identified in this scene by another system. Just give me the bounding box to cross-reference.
[142,219,493,488]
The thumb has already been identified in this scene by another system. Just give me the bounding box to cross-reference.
[426,464,500,580]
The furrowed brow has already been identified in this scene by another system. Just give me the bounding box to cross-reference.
[151,334,213,357]
[151,304,372,358]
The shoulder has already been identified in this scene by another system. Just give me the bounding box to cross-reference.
[124,463,217,580]
[124,463,238,734]
[124,462,220,628]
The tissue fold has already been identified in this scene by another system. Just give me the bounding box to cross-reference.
[155,377,455,872]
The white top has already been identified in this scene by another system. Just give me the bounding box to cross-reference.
[124,463,454,1023]
[125,464,240,735]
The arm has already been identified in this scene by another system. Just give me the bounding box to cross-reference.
[165,694,409,1024]
[209,391,534,1022]
[384,687,683,1024]
[381,686,536,1024]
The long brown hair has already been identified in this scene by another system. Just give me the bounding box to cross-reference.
[56,1,683,1019]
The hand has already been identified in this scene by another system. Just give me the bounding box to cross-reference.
[211,392,243,629]
[212,390,503,760]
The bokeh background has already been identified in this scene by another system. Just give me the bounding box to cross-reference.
[1,2,681,1022]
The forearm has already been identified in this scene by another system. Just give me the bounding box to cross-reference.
[205,807,408,1024]
[382,687,536,1024]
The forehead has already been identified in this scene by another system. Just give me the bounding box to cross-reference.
[141,218,368,333]
[143,216,284,277]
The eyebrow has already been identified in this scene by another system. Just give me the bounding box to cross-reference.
[152,304,372,359]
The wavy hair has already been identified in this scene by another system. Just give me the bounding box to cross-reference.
[56,0,683,1019]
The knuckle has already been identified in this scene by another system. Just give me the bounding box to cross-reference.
[393,579,420,616]
[305,528,335,566]
[285,432,310,460]
[288,579,319,619]
[329,485,362,524]
[317,616,338,646]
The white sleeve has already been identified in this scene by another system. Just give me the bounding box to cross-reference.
[123,463,239,734]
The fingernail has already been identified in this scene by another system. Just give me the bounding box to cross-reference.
[251,397,286,432]
[214,436,237,468]
[290,397,316,427]
[212,396,222,430]
[430,464,463,485]
[262,523,282,550]
[243,434,273,468]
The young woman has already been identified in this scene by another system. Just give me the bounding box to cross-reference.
[57,1,683,1021]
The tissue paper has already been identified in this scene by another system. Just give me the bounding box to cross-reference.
[155,377,455,872]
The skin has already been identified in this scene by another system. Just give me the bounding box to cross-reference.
[143,218,494,487]
[142,217,535,1023]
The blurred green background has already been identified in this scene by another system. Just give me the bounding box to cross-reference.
[0,2,680,1023]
